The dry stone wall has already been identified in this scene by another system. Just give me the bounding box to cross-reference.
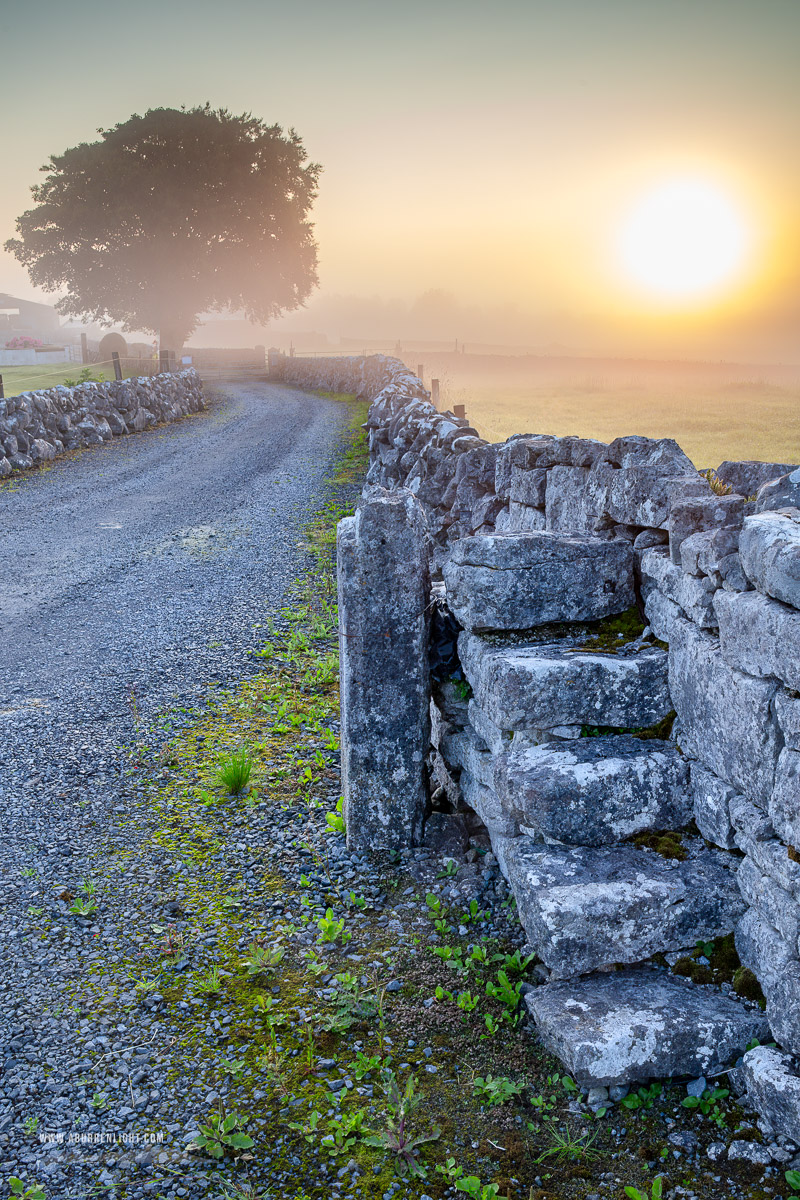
[279,351,800,1145]
[0,368,205,477]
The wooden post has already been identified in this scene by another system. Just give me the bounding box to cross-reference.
[431,378,440,408]
[453,403,466,419]
[111,351,122,381]
[416,363,424,383]
[80,333,88,364]
[0,375,4,400]
[159,350,170,373]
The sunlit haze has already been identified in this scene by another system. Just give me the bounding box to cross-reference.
[1,0,799,361]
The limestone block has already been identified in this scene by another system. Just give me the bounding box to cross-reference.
[544,466,598,533]
[639,547,717,628]
[777,690,800,751]
[467,699,513,756]
[690,761,738,849]
[503,839,746,978]
[731,1045,800,1146]
[766,965,800,1056]
[505,502,547,531]
[755,468,800,513]
[337,491,430,851]
[739,509,800,610]
[459,770,519,837]
[737,854,800,947]
[669,494,744,564]
[495,736,690,846]
[729,794,775,846]
[718,461,798,498]
[495,435,557,499]
[510,465,547,508]
[642,589,685,643]
[605,469,704,529]
[714,589,800,691]
[680,528,740,577]
[770,748,800,850]
[443,531,634,631]
[668,619,779,804]
[735,908,796,993]
[606,435,696,473]
[526,969,768,1088]
[458,632,671,732]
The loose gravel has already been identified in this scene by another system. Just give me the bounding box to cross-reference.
[0,382,352,1197]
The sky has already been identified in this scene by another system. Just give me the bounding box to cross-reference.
[2,0,799,360]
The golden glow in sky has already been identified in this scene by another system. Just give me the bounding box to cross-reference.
[617,178,751,302]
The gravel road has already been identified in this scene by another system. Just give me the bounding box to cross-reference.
[0,382,351,1195]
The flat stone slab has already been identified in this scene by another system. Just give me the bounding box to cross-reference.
[669,619,779,805]
[496,736,691,846]
[504,839,746,977]
[443,531,634,631]
[739,509,800,610]
[458,632,671,731]
[526,969,769,1087]
[731,1045,800,1145]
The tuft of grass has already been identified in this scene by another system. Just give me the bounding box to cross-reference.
[215,748,253,794]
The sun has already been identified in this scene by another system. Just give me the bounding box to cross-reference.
[617,178,751,300]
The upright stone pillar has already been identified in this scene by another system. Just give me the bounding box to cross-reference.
[337,490,431,850]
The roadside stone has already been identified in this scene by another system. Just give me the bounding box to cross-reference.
[669,493,744,564]
[337,489,431,850]
[727,1140,772,1165]
[443,531,634,631]
[690,761,738,850]
[458,632,671,732]
[524,968,767,1087]
[717,460,797,497]
[731,1045,800,1146]
[668,617,780,805]
[739,508,800,609]
[504,838,746,977]
[755,468,800,513]
[495,736,691,846]
[639,547,717,629]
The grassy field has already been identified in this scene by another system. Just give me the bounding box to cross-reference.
[0,360,143,396]
[411,352,800,468]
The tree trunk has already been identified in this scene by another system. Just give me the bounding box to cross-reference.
[158,324,190,357]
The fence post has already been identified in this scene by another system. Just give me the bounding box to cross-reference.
[0,374,4,400]
[111,351,123,382]
[453,403,466,419]
[416,363,424,383]
[431,378,440,408]
[159,350,170,373]
[80,333,88,364]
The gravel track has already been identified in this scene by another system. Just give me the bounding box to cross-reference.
[0,382,350,1195]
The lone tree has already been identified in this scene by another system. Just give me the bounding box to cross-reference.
[5,105,321,351]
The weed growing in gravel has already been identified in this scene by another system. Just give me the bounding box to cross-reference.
[7,1180,45,1200]
[215,748,253,794]
[786,1168,800,1192]
[473,1074,526,1106]
[363,1068,441,1178]
[190,1111,254,1159]
[242,941,284,976]
[624,1177,664,1200]
[195,964,224,995]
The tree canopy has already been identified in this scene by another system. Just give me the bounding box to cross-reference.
[5,105,321,350]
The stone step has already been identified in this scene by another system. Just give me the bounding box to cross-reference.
[442,531,634,632]
[495,736,691,846]
[504,839,746,978]
[525,967,769,1087]
[459,632,671,732]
